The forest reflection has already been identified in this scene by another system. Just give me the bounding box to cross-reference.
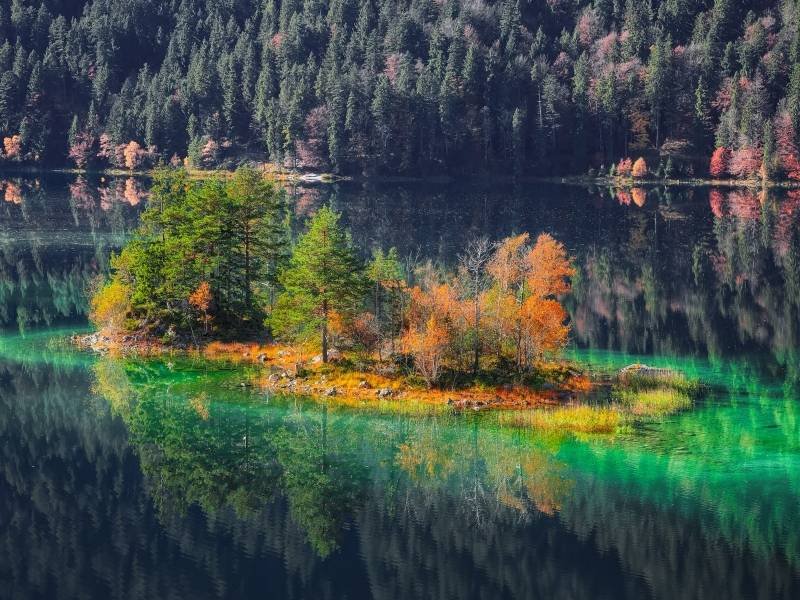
[1,341,796,599]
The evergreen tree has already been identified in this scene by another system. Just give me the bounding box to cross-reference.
[272,206,365,361]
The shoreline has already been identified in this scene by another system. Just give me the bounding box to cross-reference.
[73,330,588,411]
[2,164,800,189]
[73,330,700,434]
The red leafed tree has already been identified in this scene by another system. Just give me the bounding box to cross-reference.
[98,133,124,167]
[68,133,96,169]
[617,157,633,176]
[577,7,600,46]
[709,189,724,218]
[775,111,800,181]
[729,147,762,178]
[709,147,730,177]
[296,106,329,169]
[384,53,402,84]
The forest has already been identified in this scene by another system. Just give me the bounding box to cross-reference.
[1,0,800,178]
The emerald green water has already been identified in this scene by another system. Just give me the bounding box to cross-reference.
[1,175,799,598]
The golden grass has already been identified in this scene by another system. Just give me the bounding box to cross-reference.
[499,405,622,434]
[617,388,693,417]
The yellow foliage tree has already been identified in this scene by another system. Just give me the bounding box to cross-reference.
[90,280,131,332]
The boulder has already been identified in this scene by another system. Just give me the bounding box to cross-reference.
[311,348,342,363]
[376,388,392,398]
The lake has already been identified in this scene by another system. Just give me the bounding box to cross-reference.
[0,173,799,599]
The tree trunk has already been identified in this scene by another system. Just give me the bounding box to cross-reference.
[322,299,328,363]
[473,293,480,375]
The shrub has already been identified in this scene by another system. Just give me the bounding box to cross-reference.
[90,280,132,331]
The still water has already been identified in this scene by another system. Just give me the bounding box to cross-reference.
[0,174,799,599]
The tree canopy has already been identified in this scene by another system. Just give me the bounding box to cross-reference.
[1,0,800,179]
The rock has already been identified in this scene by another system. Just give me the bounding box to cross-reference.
[311,349,342,363]
[257,353,267,362]
[323,387,338,397]
[358,380,371,389]
[376,388,392,398]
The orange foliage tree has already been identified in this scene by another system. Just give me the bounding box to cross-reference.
[631,157,648,178]
[123,141,143,170]
[3,135,21,159]
[402,315,450,387]
[188,281,213,332]
[398,232,574,383]
[484,233,574,371]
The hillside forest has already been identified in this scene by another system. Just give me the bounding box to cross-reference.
[1,0,800,179]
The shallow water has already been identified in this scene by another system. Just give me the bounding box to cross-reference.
[0,174,798,599]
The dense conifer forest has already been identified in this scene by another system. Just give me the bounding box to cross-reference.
[1,0,800,178]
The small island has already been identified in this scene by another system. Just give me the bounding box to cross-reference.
[79,167,700,433]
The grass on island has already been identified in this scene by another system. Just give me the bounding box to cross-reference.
[497,369,699,435]
[499,405,621,434]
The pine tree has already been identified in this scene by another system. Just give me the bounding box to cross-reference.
[272,206,365,361]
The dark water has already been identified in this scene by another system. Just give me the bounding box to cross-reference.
[1,174,799,599]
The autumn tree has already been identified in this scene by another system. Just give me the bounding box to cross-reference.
[631,157,648,178]
[123,141,143,170]
[2,134,20,159]
[729,146,762,179]
[616,158,633,177]
[458,236,492,374]
[189,281,213,332]
[68,132,96,169]
[484,233,574,372]
[402,315,449,387]
[272,206,365,362]
[90,279,132,333]
[709,147,729,177]
[775,111,800,181]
